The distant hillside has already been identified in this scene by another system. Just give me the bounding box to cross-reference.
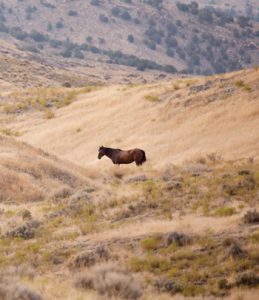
[0,0,258,76]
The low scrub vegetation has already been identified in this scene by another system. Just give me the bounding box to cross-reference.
[0,138,258,299]
[1,86,97,115]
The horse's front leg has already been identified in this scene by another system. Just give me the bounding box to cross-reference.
[112,159,119,165]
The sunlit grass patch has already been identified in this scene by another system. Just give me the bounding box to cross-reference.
[249,231,259,244]
[130,256,171,274]
[144,94,160,102]
[44,109,55,119]
[235,80,252,92]
[1,128,21,136]
[3,85,98,115]
[141,235,163,252]
[214,206,236,217]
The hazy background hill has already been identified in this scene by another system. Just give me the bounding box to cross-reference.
[0,0,258,84]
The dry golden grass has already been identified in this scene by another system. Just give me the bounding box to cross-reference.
[0,135,92,203]
[0,69,259,300]
[7,69,258,170]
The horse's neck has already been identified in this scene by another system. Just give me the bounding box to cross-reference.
[105,148,115,159]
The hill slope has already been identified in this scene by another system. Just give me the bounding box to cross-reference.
[7,68,258,168]
[0,69,258,299]
[0,135,92,203]
[0,0,258,77]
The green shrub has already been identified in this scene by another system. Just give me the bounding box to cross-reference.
[141,236,162,251]
[215,207,236,217]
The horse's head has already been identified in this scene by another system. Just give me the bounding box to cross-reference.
[98,146,106,159]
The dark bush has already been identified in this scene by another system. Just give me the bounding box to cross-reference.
[167,22,177,35]
[90,0,100,6]
[166,232,190,247]
[49,39,62,48]
[86,36,93,43]
[10,27,28,40]
[73,49,84,59]
[0,11,6,23]
[242,54,251,64]
[0,22,9,33]
[176,19,182,27]
[22,45,39,53]
[189,1,199,15]
[145,27,163,43]
[144,39,156,50]
[47,22,52,31]
[98,37,105,45]
[237,16,250,28]
[134,18,140,25]
[176,2,189,12]
[228,244,247,259]
[89,46,100,54]
[111,7,120,16]
[233,28,241,38]
[26,5,37,14]
[6,220,41,240]
[127,34,134,43]
[69,246,109,269]
[111,7,131,20]
[40,1,56,9]
[68,10,78,17]
[145,0,163,9]
[236,272,259,287]
[198,8,213,23]
[60,48,72,58]
[155,62,170,71]
[30,30,48,42]
[176,47,186,59]
[166,48,174,57]
[99,14,109,23]
[155,279,182,295]
[56,21,64,29]
[103,49,177,73]
[192,34,199,44]
[121,10,131,21]
[244,210,259,224]
[165,37,178,48]
[213,61,226,73]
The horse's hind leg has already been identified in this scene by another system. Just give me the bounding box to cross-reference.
[135,154,141,166]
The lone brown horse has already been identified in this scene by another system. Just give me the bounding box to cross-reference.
[98,146,146,166]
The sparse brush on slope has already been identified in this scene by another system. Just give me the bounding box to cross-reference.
[75,264,142,299]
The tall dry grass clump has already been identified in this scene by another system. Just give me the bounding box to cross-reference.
[0,276,43,300]
[75,264,142,299]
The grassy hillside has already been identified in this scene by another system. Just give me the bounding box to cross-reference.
[0,0,258,76]
[0,135,92,203]
[0,135,258,299]
[0,67,259,298]
[1,68,256,168]
[0,0,259,297]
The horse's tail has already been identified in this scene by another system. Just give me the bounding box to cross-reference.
[136,149,146,166]
[141,150,146,164]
